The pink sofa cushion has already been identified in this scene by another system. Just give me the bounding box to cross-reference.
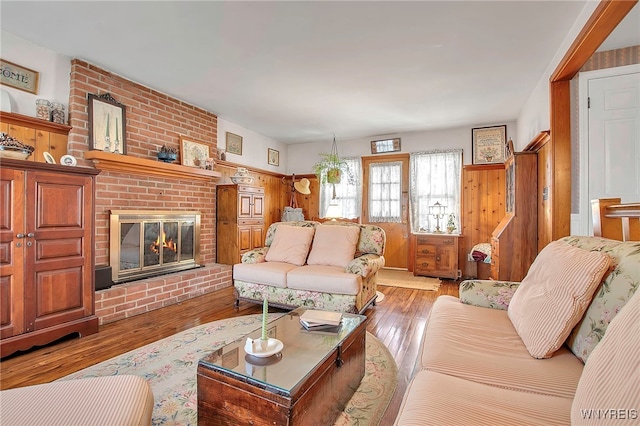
[233,262,299,288]
[264,225,315,266]
[571,288,640,425]
[395,370,572,426]
[0,375,154,426]
[307,224,360,268]
[287,265,362,295]
[508,240,612,359]
[421,295,584,398]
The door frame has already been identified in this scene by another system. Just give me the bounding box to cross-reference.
[576,63,640,235]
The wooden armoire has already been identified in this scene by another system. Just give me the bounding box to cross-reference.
[1,159,100,358]
[216,184,265,265]
[490,151,538,281]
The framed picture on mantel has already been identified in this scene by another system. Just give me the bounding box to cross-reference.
[472,125,506,165]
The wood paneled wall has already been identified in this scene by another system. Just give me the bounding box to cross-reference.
[460,164,506,278]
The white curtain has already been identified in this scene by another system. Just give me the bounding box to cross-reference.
[409,150,462,233]
[319,157,362,219]
[368,161,402,222]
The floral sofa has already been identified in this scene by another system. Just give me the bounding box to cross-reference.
[233,220,386,313]
[395,236,640,425]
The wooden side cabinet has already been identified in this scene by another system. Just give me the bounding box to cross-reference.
[413,233,460,279]
[490,152,537,281]
[0,159,100,358]
[216,184,265,265]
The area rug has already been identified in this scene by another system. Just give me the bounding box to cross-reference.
[58,314,398,426]
[378,268,441,291]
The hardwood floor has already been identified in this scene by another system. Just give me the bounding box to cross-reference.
[0,280,459,424]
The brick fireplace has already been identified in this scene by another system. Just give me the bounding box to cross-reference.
[66,59,232,325]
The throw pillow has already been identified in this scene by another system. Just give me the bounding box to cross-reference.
[307,224,360,268]
[507,240,612,359]
[571,287,639,425]
[264,225,315,266]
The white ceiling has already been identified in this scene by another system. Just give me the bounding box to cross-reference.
[1,1,638,144]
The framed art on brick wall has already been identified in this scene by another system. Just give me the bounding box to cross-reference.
[88,93,127,154]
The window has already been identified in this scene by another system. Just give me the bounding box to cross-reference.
[409,150,462,232]
[368,161,402,222]
[319,157,361,219]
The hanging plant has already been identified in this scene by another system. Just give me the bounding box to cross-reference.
[312,136,349,185]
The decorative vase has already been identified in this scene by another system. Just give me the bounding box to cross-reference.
[157,152,177,163]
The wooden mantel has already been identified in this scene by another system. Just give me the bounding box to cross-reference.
[85,150,221,181]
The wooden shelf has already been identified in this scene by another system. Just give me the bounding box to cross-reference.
[84,151,221,181]
[0,111,72,135]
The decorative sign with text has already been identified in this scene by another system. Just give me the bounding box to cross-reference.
[0,59,39,94]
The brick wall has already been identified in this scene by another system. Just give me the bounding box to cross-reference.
[67,59,232,324]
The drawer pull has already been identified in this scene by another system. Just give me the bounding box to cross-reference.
[421,249,431,254]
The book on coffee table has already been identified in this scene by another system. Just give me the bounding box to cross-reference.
[300,309,343,326]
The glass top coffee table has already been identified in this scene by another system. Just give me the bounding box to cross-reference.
[197,307,368,425]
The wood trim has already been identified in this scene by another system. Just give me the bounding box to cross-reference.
[0,111,72,135]
[0,158,100,176]
[463,163,505,171]
[551,0,638,82]
[523,130,550,153]
[84,150,221,181]
[547,0,637,241]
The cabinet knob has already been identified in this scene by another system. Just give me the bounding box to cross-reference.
[16,233,25,238]
[27,233,35,238]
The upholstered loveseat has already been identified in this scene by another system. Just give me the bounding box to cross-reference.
[233,220,386,314]
[395,236,640,425]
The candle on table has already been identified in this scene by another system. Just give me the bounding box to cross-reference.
[261,296,268,341]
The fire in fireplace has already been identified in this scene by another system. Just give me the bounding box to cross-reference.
[109,210,201,283]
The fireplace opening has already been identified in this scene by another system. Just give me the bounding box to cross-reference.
[110,210,201,283]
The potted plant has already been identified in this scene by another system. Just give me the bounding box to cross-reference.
[312,152,349,184]
[157,144,178,163]
[312,136,350,185]
[446,214,457,234]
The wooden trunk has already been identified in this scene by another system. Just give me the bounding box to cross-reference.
[197,320,366,425]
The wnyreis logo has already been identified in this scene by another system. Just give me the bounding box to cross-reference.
[580,409,638,421]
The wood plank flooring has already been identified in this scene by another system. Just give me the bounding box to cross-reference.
[0,279,459,424]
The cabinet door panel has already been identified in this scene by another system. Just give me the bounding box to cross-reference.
[0,168,25,338]
[33,267,85,330]
[238,193,253,218]
[252,194,264,218]
[238,227,252,252]
[25,171,94,328]
[250,226,264,250]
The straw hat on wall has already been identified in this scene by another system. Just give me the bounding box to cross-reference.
[293,178,311,195]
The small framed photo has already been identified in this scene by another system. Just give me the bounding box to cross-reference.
[472,125,506,164]
[88,93,127,154]
[225,132,243,155]
[180,136,210,168]
[0,59,39,94]
[268,148,279,166]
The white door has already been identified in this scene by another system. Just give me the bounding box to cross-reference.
[578,65,640,235]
